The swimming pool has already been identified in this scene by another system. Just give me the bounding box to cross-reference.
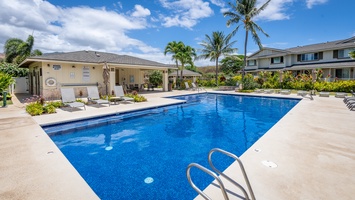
[44,93,299,199]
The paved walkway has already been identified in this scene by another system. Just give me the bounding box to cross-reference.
[0,90,354,200]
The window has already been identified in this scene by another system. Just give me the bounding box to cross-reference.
[53,65,61,70]
[298,52,322,61]
[335,68,350,79]
[247,60,256,66]
[82,66,90,82]
[334,49,352,59]
[271,56,283,64]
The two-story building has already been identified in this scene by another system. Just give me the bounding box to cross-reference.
[246,37,355,81]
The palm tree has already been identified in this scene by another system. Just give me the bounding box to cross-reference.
[175,45,196,83]
[4,38,23,63]
[224,0,271,82]
[4,35,42,64]
[164,41,184,86]
[199,31,237,86]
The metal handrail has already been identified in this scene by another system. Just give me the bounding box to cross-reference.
[186,163,229,200]
[208,148,256,200]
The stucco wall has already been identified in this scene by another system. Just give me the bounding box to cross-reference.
[30,62,149,99]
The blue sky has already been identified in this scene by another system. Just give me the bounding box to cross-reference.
[0,0,354,66]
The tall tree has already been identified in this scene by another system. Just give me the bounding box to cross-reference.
[4,38,23,63]
[4,35,42,64]
[220,55,243,75]
[349,50,355,59]
[175,45,196,83]
[199,31,237,86]
[164,41,184,84]
[224,0,271,83]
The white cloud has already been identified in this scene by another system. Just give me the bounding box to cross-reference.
[255,0,294,21]
[114,1,123,9]
[209,0,225,7]
[159,0,214,29]
[0,0,159,59]
[306,0,328,9]
[131,5,151,17]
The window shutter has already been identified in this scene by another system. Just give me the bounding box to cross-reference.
[297,55,301,61]
[281,56,284,63]
[333,50,338,58]
[319,52,323,59]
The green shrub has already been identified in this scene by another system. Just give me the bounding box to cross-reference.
[47,101,63,108]
[0,72,15,93]
[44,105,56,114]
[149,70,163,87]
[26,102,44,116]
[242,74,259,90]
[126,93,147,102]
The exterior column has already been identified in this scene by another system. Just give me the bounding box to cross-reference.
[193,76,196,83]
[109,67,115,95]
[162,70,168,91]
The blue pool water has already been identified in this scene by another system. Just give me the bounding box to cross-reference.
[45,93,299,200]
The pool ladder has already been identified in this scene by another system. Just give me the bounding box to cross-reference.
[186,148,256,200]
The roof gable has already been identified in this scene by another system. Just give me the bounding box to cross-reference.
[248,48,289,59]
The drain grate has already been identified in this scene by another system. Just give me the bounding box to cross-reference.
[262,160,278,168]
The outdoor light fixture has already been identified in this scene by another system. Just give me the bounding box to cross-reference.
[72,65,75,68]
[92,66,95,69]
[47,64,50,67]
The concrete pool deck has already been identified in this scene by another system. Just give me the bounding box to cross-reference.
[0,90,354,199]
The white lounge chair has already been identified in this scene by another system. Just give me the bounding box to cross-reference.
[60,88,86,110]
[264,89,274,94]
[87,86,110,106]
[112,86,134,104]
[185,82,192,90]
[297,90,308,96]
[191,83,206,92]
[335,92,347,98]
[319,92,330,97]
[280,89,291,95]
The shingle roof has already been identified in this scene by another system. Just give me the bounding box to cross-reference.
[20,50,173,68]
[287,60,355,70]
[248,37,355,59]
[286,37,355,53]
[168,69,202,77]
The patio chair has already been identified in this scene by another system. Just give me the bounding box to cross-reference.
[319,92,330,97]
[112,86,134,104]
[87,86,110,107]
[344,97,355,103]
[280,89,291,95]
[264,89,274,94]
[60,88,86,110]
[297,91,308,96]
[335,92,347,98]
[351,90,355,97]
[185,82,192,90]
[191,83,206,92]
